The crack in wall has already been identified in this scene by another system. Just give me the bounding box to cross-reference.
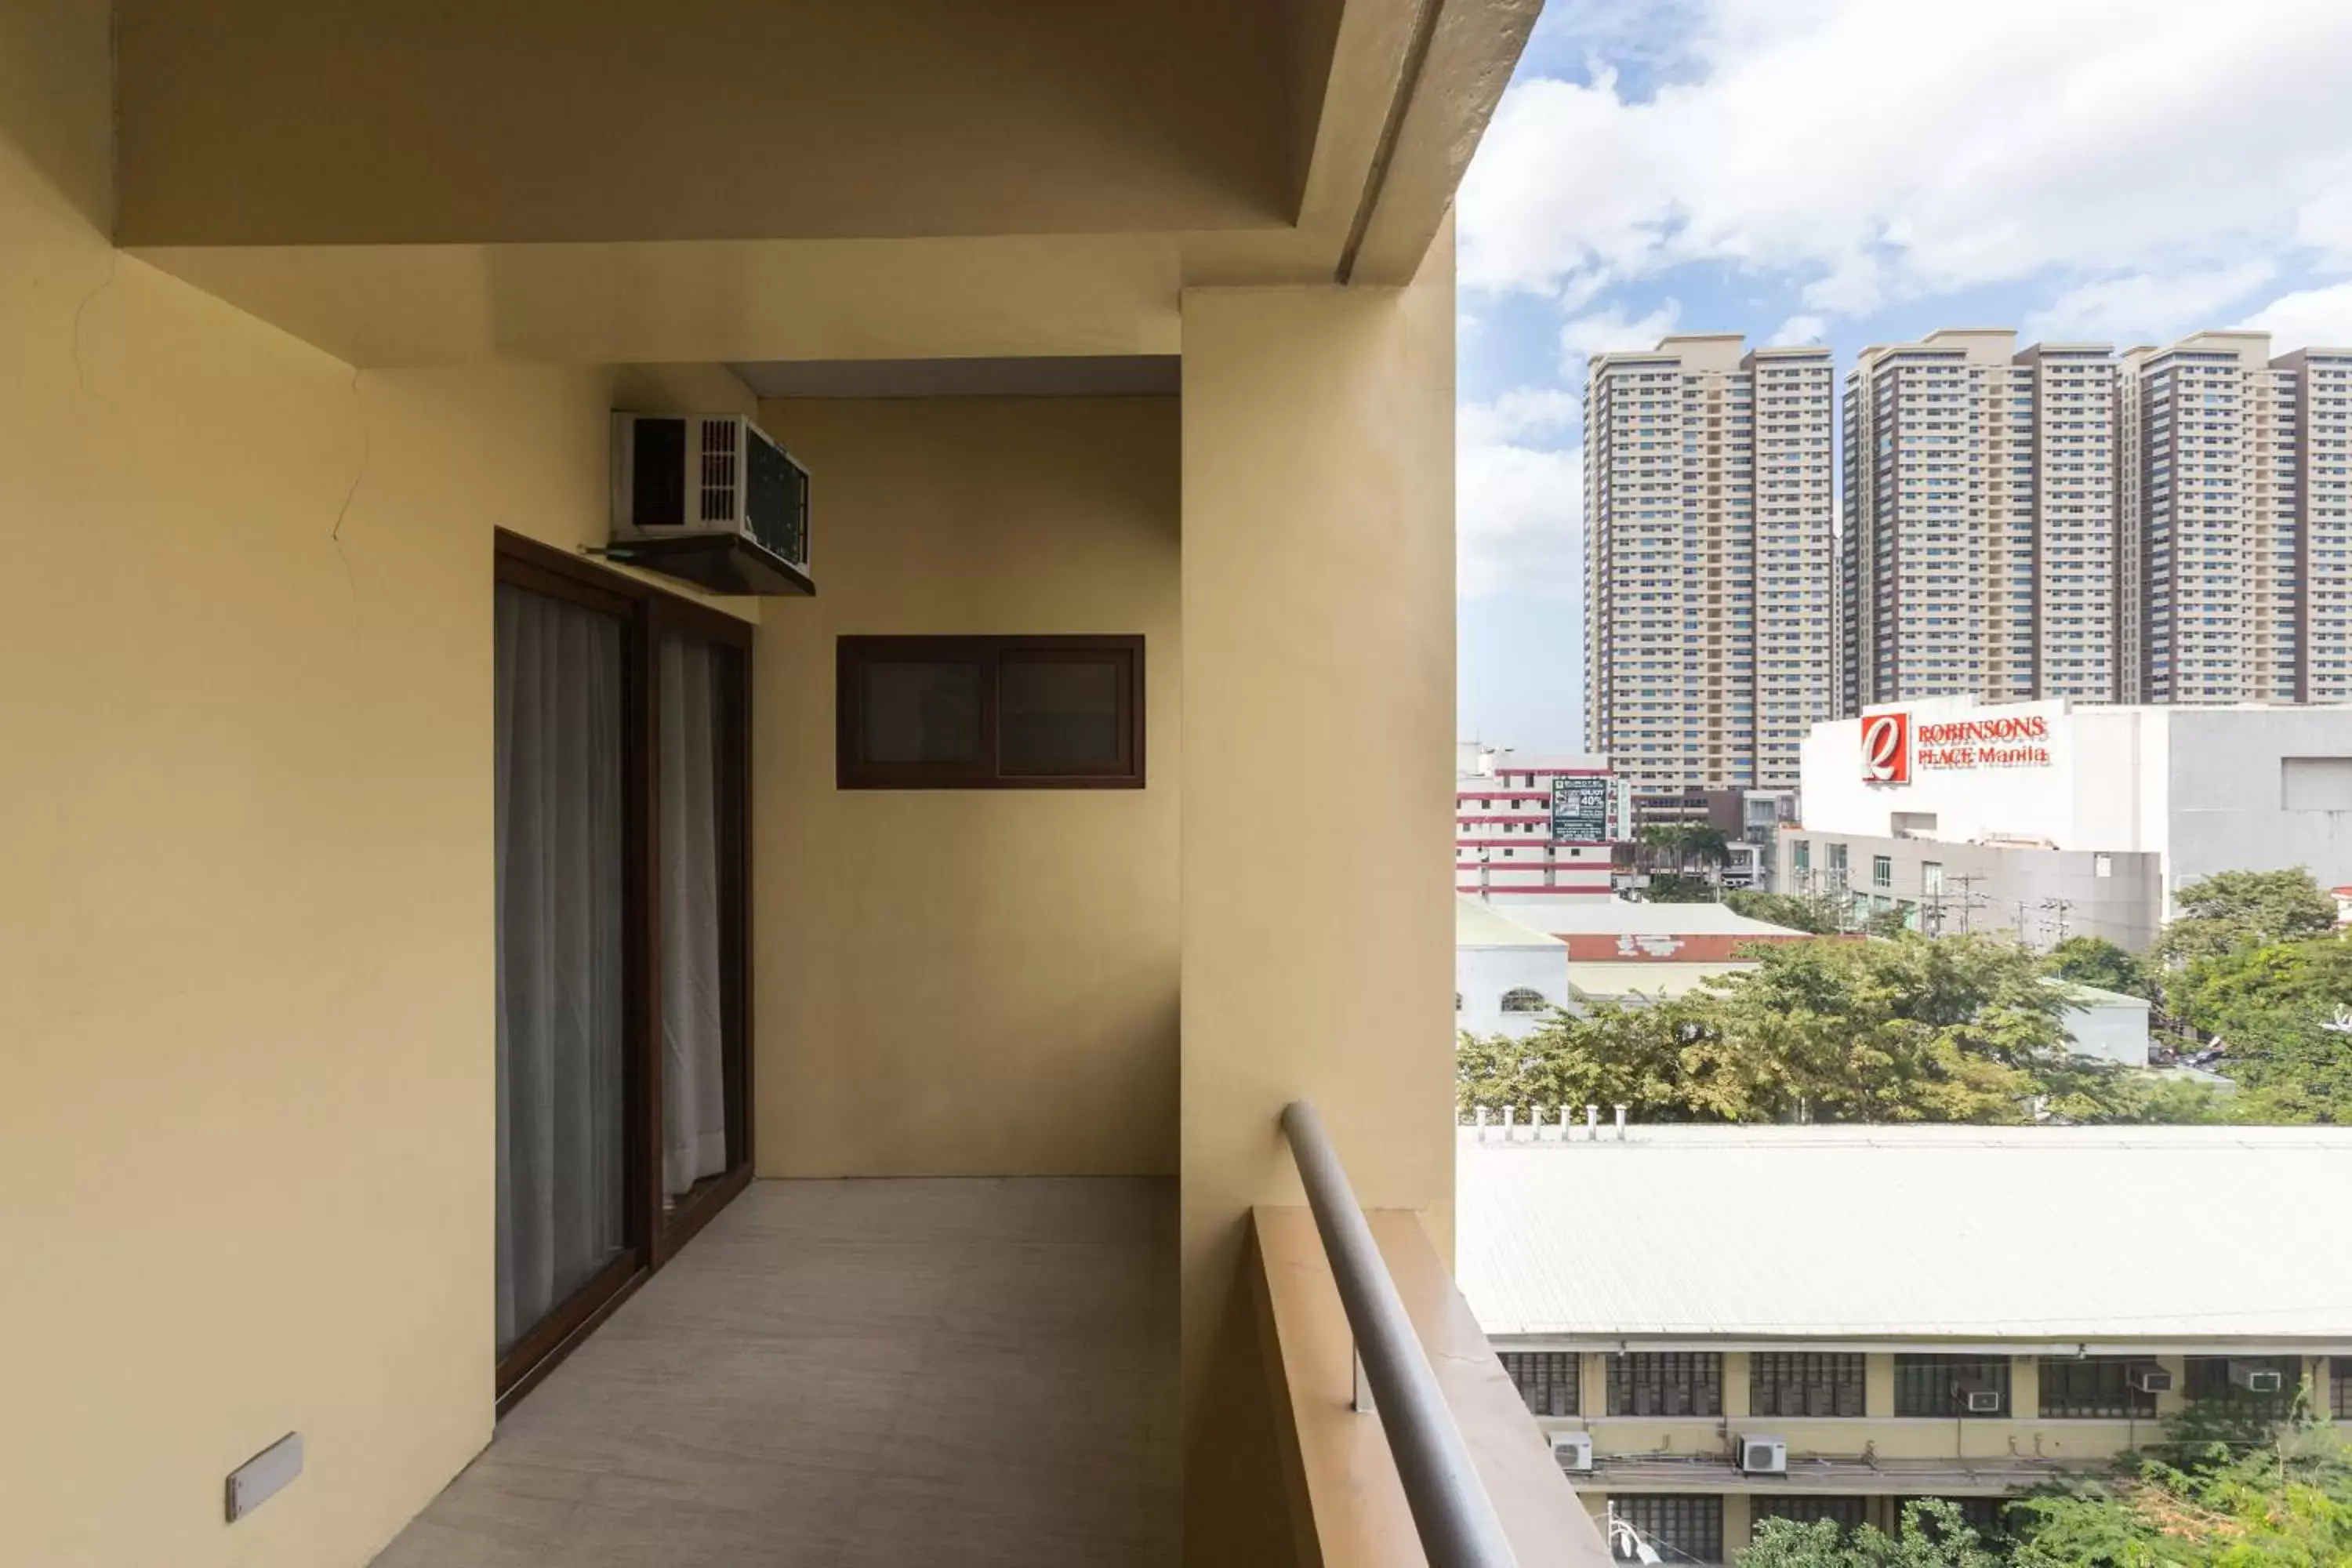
[329,369,372,601]
[72,249,120,397]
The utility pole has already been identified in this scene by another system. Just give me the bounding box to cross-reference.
[1947,874,1986,935]
[2041,896,2075,948]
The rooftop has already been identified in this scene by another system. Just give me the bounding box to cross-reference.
[1483,899,1808,941]
[1456,898,1568,950]
[1459,1124,2352,1346]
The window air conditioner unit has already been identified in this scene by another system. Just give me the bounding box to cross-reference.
[1737,1436,1788,1475]
[1953,1380,2004,1414]
[608,412,812,594]
[1551,1430,1595,1472]
[2229,1360,2285,1395]
[2129,1364,2174,1395]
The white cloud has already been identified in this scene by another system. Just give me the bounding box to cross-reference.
[1460,385,1581,448]
[1461,0,2352,321]
[1559,299,1682,372]
[1460,389,1583,601]
[1769,313,1826,347]
[2021,261,2278,345]
[2238,279,2352,350]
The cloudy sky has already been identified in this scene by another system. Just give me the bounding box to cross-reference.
[1456,0,2352,751]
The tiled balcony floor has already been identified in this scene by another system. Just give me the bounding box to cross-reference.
[373,1178,1178,1568]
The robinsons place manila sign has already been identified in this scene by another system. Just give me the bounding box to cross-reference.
[1862,710,2053,783]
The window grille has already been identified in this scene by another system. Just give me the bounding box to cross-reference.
[2038,1356,2157,1419]
[1751,1352,1866,1418]
[1755,1496,1867,1536]
[1498,1351,1578,1417]
[1606,1352,1722,1417]
[2185,1356,2299,1419]
[1893,1355,2009,1417]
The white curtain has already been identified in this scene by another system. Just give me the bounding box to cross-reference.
[659,632,729,1198]
[495,583,626,1355]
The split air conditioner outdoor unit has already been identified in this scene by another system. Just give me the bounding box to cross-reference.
[1954,1381,2005,1414]
[2129,1364,2175,1394]
[1550,1430,1595,1472]
[608,412,811,593]
[1737,1436,1788,1475]
[2229,1361,2285,1395]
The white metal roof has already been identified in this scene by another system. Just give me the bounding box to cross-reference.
[1567,961,1759,1000]
[1485,899,1806,940]
[1459,1124,2352,1345]
[1455,898,1568,949]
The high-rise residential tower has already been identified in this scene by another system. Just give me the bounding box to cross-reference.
[1583,335,1835,794]
[2117,331,2352,703]
[1840,329,2118,712]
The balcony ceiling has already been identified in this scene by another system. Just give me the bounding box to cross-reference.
[114,0,1537,366]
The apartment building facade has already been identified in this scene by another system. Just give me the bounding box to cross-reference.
[1841,330,2118,712]
[1584,337,1835,795]
[2118,332,2352,703]
[1461,1125,2352,1564]
[1457,744,1629,898]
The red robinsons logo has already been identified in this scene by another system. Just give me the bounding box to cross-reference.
[1862,712,1910,783]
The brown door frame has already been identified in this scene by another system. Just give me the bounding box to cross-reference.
[492,531,757,1414]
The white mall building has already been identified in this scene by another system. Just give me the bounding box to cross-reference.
[1781,697,2352,949]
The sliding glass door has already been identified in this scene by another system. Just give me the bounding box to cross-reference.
[493,577,637,1385]
[491,533,754,1408]
[655,622,751,1232]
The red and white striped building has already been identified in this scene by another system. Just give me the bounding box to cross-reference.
[1455,745,1628,899]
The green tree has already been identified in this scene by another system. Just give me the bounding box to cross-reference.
[2165,937,2352,1124]
[2043,935,2155,1003]
[2009,1405,2352,1566]
[1642,871,1719,903]
[1726,889,1848,935]
[2156,869,2337,967]
[1636,822,1731,873]
[1862,906,1915,939]
[1457,934,2158,1125]
[1740,1500,2003,1567]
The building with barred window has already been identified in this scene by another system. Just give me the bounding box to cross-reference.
[1461,1124,2352,1563]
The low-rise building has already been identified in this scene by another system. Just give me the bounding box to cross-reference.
[2047,981,2152,1068]
[1457,898,1571,1039]
[1458,743,1630,899]
[1784,697,2352,948]
[1484,899,1813,1012]
[1460,1124,2352,1563]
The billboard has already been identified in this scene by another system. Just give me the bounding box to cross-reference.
[1549,775,1610,842]
[1864,708,2053,783]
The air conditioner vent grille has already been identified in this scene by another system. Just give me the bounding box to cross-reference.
[700,419,739,522]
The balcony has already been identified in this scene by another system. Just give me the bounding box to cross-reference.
[4,3,1600,1564]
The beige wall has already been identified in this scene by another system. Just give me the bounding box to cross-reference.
[1177,223,1457,1552]
[1,6,752,1563]
[748,396,1181,1178]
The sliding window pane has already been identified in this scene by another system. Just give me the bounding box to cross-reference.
[859,660,982,764]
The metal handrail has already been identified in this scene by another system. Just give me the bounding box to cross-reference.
[1280,1100,1519,1567]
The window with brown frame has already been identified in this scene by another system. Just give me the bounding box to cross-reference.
[837,635,1144,789]
[492,532,755,1414]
